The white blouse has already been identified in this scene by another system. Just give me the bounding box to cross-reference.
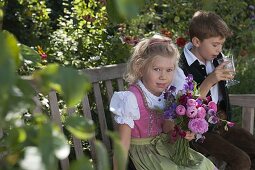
[109,80,165,128]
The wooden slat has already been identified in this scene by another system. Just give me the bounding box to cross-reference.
[81,94,96,161]
[116,78,125,91]
[82,63,126,83]
[32,95,42,114]
[67,108,84,159]
[48,91,70,170]
[229,94,255,107]
[93,83,111,151]
[105,80,117,130]
[242,107,254,134]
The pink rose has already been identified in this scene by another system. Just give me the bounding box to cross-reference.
[197,107,206,118]
[187,99,196,106]
[188,118,208,134]
[176,105,186,116]
[208,101,217,113]
[186,106,197,118]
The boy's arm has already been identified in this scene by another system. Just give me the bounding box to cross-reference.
[199,61,234,99]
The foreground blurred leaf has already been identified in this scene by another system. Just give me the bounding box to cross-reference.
[95,140,110,170]
[69,156,94,170]
[20,146,45,170]
[20,44,41,65]
[107,0,145,24]
[32,64,91,107]
[0,31,20,119]
[65,115,95,140]
[38,123,70,170]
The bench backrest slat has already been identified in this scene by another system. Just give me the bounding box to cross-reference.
[81,94,96,161]
[48,90,70,170]
[93,82,111,152]
[67,108,84,159]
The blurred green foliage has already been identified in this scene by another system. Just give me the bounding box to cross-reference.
[0,0,255,169]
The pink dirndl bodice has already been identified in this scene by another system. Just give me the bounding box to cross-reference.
[129,85,164,138]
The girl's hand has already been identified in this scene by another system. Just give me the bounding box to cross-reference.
[184,131,195,141]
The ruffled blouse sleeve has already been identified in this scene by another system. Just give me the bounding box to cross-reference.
[109,91,140,128]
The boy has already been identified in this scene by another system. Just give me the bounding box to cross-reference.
[177,10,255,170]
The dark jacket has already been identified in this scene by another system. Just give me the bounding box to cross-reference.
[179,52,232,120]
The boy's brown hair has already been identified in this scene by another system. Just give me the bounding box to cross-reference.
[189,10,233,41]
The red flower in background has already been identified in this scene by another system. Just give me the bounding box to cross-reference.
[160,28,172,38]
[122,36,139,46]
[82,15,96,23]
[37,46,47,60]
[176,37,187,47]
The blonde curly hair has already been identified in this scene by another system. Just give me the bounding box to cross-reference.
[124,34,180,85]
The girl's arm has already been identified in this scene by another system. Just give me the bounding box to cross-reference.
[113,124,131,170]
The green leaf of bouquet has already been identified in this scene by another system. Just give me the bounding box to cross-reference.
[65,115,95,140]
[20,44,41,65]
[107,131,127,170]
[94,140,110,170]
[69,156,94,170]
[32,64,91,107]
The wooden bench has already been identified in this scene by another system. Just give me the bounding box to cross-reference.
[33,63,255,170]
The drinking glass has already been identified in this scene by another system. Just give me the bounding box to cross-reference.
[222,55,240,87]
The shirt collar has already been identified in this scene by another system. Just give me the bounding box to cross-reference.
[184,42,205,66]
[137,80,165,110]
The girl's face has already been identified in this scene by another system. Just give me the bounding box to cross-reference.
[141,55,175,96]
[192,36,225,63]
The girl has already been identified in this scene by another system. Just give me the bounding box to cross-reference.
[110,35,217,170]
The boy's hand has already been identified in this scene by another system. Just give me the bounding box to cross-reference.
[208,61,235,85]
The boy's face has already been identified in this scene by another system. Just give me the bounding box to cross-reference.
[194,36,225,62]
[141,55,175,96]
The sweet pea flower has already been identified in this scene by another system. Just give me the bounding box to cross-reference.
[227,121,235,127]
[197,107,206,118]
[208,101,217,112]
[186,106,197,118]
[208,115,219,124]
[188,118,208,134]
[187,99,196,106]
[176,105,186,116]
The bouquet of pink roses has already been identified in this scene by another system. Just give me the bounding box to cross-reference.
[164,74,234,166]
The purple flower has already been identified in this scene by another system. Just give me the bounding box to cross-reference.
[164,86,176,99]
[188,118,208,134]
[164,103,177,119]
[196,98,203,107]
[185,74,193,82]
[169,85,176,92]
[176,105,186,115]
[208,115,219,124]
[248,5,255,10]
[207,109,216,116]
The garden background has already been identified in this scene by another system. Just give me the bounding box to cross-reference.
[0,0,255,169]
